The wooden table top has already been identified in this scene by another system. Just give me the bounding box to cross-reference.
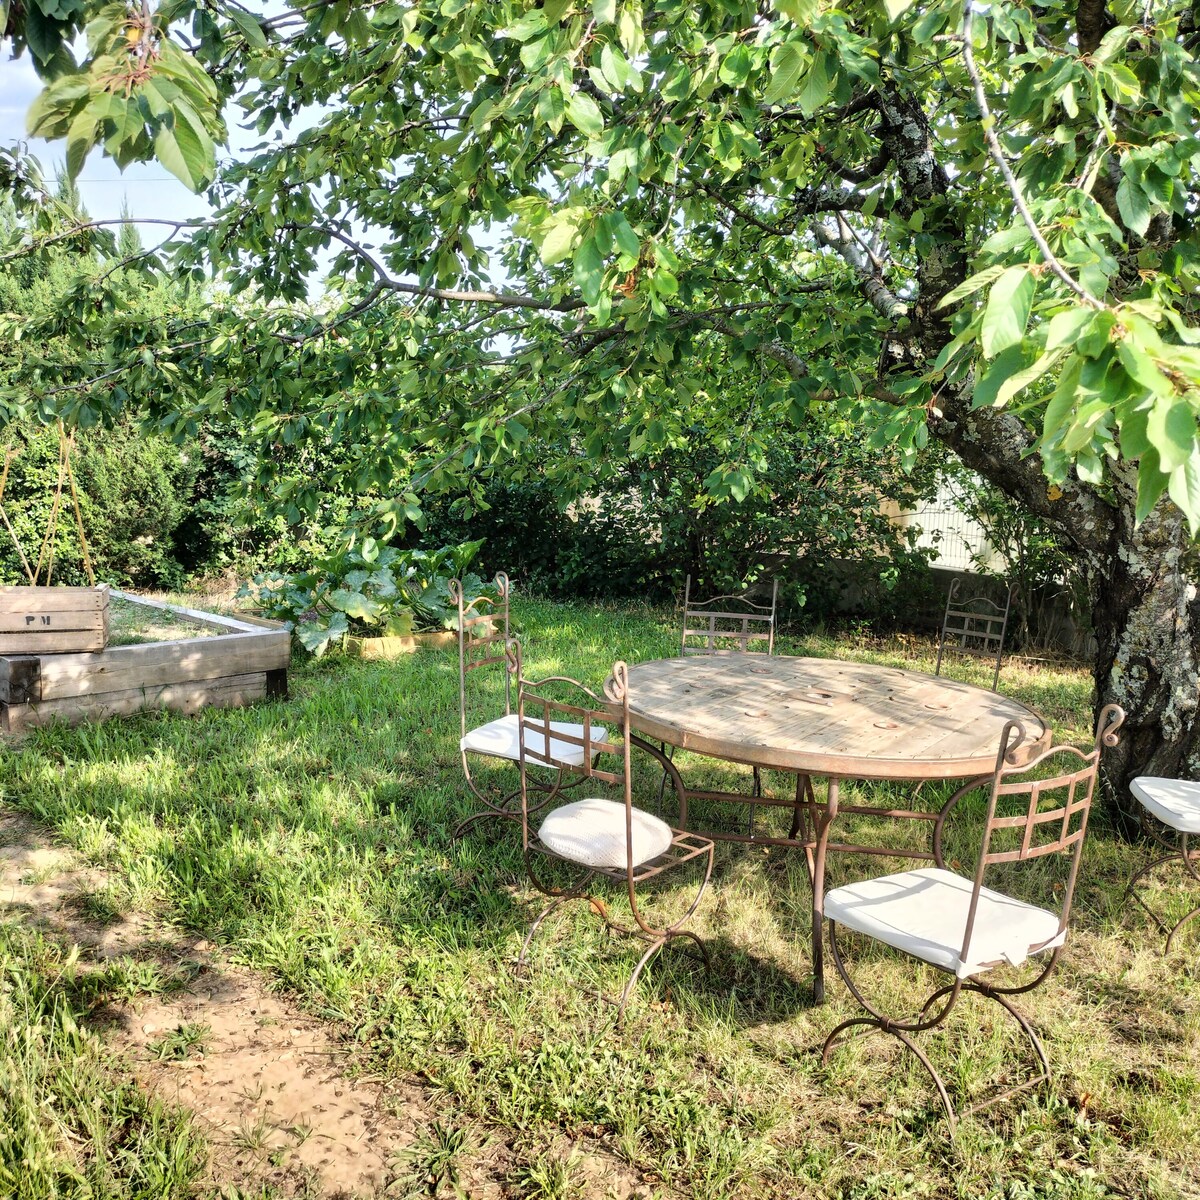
[613,655,1049,780]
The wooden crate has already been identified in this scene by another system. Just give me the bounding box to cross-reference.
[0,584,110,653]
[0,591,289,733]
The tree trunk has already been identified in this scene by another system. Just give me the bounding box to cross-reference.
[934,402,1200,820]
[1086,483,1200,829]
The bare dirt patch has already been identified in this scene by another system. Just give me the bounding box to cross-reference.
[1,808,655,1198]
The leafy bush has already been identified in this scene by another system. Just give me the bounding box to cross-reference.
[417,421,939,620]
[0,421,198,590]
[241,537,493,656]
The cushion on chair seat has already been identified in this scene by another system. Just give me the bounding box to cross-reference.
[1130,777,1200,834]
[538,797,674,869]
[824,867,1065,979]
[461,713,608,766]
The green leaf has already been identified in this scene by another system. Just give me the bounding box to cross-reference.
[610,212,641,260]
[592,0,617,23]
[763,41,807,107]
[227,7,268,49]
[505,10,548,41]
[980,266,1035,359]
[1146,397,1196,472]
[539,217,577,266]
[1168,453,1200,537]
[535,84,565,133]
[1115,175,1151,237]
[1118,402,1151,458]
[65,107,97,181]
[795,51,832,115]
[936,264,1006,309]
[881,0,915,20]
[1116,337,1172,397]
[573,235,605,305]
[1044,308,1094,353]
[987,348,1067,409]
[153,113,210,192]
[972,346,1025,408]
[600,43,633,92]
[911,6,948,42]
[565,90,604,137]
[1135,449,1169,523]
[773,0,820,20]
[103,96,144,155]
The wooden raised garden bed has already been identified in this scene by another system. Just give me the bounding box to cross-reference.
[0,590,289,734]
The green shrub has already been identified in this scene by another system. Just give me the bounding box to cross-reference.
[0,422,198,589]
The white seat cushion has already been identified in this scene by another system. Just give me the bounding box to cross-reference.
[1130,777,1200,834]
[460,713,608,767]
[538,798,674,869]
[825,867,1065,979]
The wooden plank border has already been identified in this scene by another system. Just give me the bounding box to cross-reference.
[0,592,291,733]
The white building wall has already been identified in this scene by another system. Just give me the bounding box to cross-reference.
[892,482,1006,574]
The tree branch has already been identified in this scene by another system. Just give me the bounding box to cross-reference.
[959,5,1106,310]
[1076,0,1116,54]
[307,225,586,313]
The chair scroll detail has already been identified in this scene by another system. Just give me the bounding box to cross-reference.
[935,577,1018,691]
[515,646,715,1024]
[1125,775,1200,953]
[821,703,1125,1130]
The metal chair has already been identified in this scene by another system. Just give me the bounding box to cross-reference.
[515,647,715,1024]
[1125,776,1200,953]
[821,704,1125,1130]
[934,578,1018,691]
[681,575,779,656]
[450,574,591,839]
[670,576,780,815]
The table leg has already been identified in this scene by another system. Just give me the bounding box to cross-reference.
[808,777,839,1005]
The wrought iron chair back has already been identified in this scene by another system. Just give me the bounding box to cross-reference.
[934,577,1018,690]
[516,653,631,851]
[954,703,1125,967]
[680,575,778,656]
[450,572,511,742]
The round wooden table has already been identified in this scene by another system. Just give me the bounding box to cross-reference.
[619,655,1048,780]
[611,655,1049,1002]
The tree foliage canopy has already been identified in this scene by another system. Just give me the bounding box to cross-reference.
[2,0,1197,535]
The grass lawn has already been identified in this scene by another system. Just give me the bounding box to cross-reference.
[2,598,1198,1198]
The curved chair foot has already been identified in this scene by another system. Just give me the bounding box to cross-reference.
[452,806,516,841]
[821,1015,881,1063]
[891,1026,958,1130]
[616,936,668,1025]
[516,890,589,974]
[614,929,712,1026]
[1165,904,1200,954]
[1125,847,1200,952]
[820,1015,957,1128]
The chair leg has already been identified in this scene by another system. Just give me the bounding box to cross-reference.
[452,802,518,841]
[453,765,565,842]
[1166,903,1200,953]
[515,870,597,974]
[615,928,712,1027]
[822,924,1054,1129]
